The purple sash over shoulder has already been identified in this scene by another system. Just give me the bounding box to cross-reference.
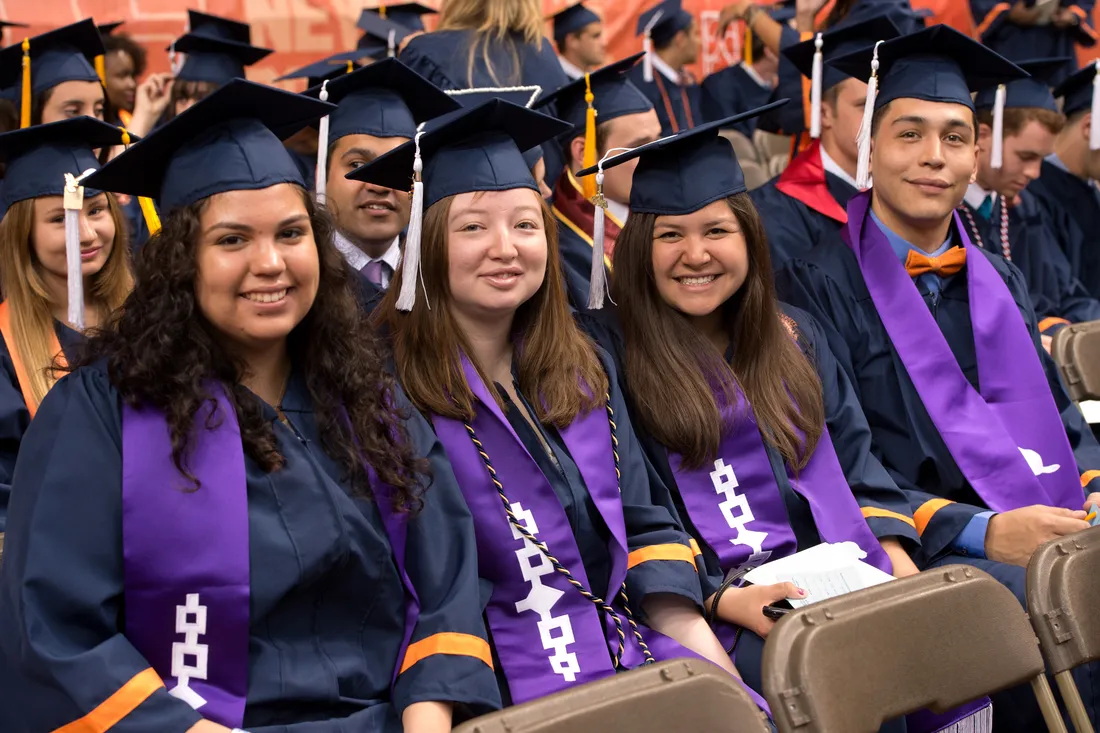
[433,354,770,713]
[843,190,1081,511]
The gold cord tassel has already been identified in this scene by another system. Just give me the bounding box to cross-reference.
[581,73,598,200]
[20,38,31,129]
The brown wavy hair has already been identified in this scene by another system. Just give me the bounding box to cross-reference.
[74,185,426,510]
[611,193,824,470]
[376,191,607,427]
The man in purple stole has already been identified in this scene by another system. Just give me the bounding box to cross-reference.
[776,25,1100,731]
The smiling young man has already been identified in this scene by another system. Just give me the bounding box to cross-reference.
[964,58,1100,346]
[308,59,459,309]
[776,26,1100,730]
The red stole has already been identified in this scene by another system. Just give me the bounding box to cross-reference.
[552,170,623,265]
[775,139,849,224]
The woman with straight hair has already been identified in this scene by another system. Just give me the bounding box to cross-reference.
[0,116,132,533]
[574,107,963,728]
[352,98,770,716]
[0,81,498,733]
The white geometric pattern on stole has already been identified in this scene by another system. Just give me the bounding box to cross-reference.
[711,458,772,572]
[167,593,210,710]
[509,502,581,682]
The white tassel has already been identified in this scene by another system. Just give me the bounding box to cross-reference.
[810,33,824,139]
[991,84,1006,169]
[1091,59,1100,151]
[63,171,93,330]
[315,80,331,201]
[855,40,884,191]
[396,126,426,312]
[169,42,181,76]
[588,169,608,310]
[388,29,396,58]
[642,10,663,83]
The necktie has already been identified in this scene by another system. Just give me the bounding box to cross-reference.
[904,247,967,278]
[976,195,994,220]
[361,259,389,287]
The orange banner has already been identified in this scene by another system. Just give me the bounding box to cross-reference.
[2,0,1096,88]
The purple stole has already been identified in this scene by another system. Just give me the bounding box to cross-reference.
[432,355,770,713]
[121,385,419,727]
[843,190,1082,512]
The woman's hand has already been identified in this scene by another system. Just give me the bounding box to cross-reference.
[717,1,757,36]
[127,73,174,138]
[185,721,232,733]
[402,701,453,733]
[879,537,920,578]
[708,582,805,639]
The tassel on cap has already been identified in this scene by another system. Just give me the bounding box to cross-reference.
[855,39,884,190]
[345,59,354,74]
[63,170,95,330]
[94,54,106,87]
[169,42,181,76]
[118,128,162,235]
[396,125,426,312]
[582,73,598,200]
[991,83,1006,169]
[643,10,663,83]
[387,29,396,58]
[20,38,30,129]
[809,33,823,139]
[315,80,331,200]
[379,3,387,19]
[1091,59,1100,151]
[588,168,609,310]
[744,24,753,66]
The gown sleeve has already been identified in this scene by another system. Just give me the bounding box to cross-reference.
[0,331,31,533]
[792,307,920,548]
[0,367,203,733]
[390,390,501,718]
[599,350,703,610]
[398,33,461,90]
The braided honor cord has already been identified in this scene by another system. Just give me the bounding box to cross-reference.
[463,395,655,669]
[960,194,1011,261]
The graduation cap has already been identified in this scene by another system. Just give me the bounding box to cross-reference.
[356,10,413,58]
[828,24,1027,188]
[573,98,788,308]
[0,116,133,327]
[637,0,694,82]
[187,10,252,45]
[304,58,459,197]
[1054,61,1100,149]
[363,2,436,33]
[0,19,104,129]
[98,21,125,36]
[82,79,334,216]
[345,98,572,310]
[553,2,602,43]
[782,14,902,138]
[841,0,931,35]
[170,32,273,85]
[275,49,367,87]
[534,54,652,197]
[974,57,1066,169]
[94,22,126,88]
[443,86,546,169]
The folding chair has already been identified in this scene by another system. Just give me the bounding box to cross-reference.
[753,129,793,167]
[453,658,771,733]
[1027,526,1100,733]
[762,565,1066,733]
[740,160,770,191]
[721,129,763,168]
[1051,321,1100,402]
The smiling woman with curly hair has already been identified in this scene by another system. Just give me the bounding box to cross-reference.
[0,82,499,733]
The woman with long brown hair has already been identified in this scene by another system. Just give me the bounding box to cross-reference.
[353,98,767,713]
[0,117,132,533]
[576,106,923,705]
[0,81,499,733]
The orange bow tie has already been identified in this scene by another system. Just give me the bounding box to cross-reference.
[904,247,967,278]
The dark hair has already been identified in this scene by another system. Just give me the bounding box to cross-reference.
[162,79,219,123]
[976,106,1065,137]
[104,33,148,78]
[822,0,858,29]
[611,193,825,469]
[871,100,979,138]
[73,185,427,511]
[0,98,16,136]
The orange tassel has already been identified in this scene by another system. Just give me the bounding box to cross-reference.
[379,3,387,18]
[346,60,354,74]
[744,25,753,66]
[118,127,162,236]
[94,54,106,86]
[581,73,598,200]
[20,38,30,129]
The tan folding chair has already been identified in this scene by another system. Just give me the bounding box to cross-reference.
[721,129,763,167]
[741,160,770,191]
[1052,322,1100,402]
[1027,526,1100,733]
[753,129,792,168]
[453,658,771,733]
[762,565,1066,733]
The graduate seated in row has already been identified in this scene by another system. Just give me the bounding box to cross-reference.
[534,56,662,310]
[1029,63,1100,300]
[351,99,768,714]
[0,80,499,733]
[774,26,1100,731]
[969,0,1093,88]
[573,107,945,726]
[551,1,607,81]
[0,118,132,533]
[751,13,903,266]
[963,58,1100,345]
[628,0,702,137]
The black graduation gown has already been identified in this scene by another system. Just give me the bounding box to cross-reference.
[0,319,82,532]
[970,0,1095,87]
[626,63,704,137]
[750,170,857,268]
[754,26,806,136]
[1029,159,1100,299]
[958,190,1100,332]
[699,64,773,137]
[775,231,1100,565]
[0,365,500,731]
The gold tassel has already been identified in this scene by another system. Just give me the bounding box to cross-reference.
[379,3,387,18]
[94,54,106,86]
[744,24,753,66]
[118,127,162,236]
[581,73,598,200]
[20,38,30,129]
[346,60,354,74]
